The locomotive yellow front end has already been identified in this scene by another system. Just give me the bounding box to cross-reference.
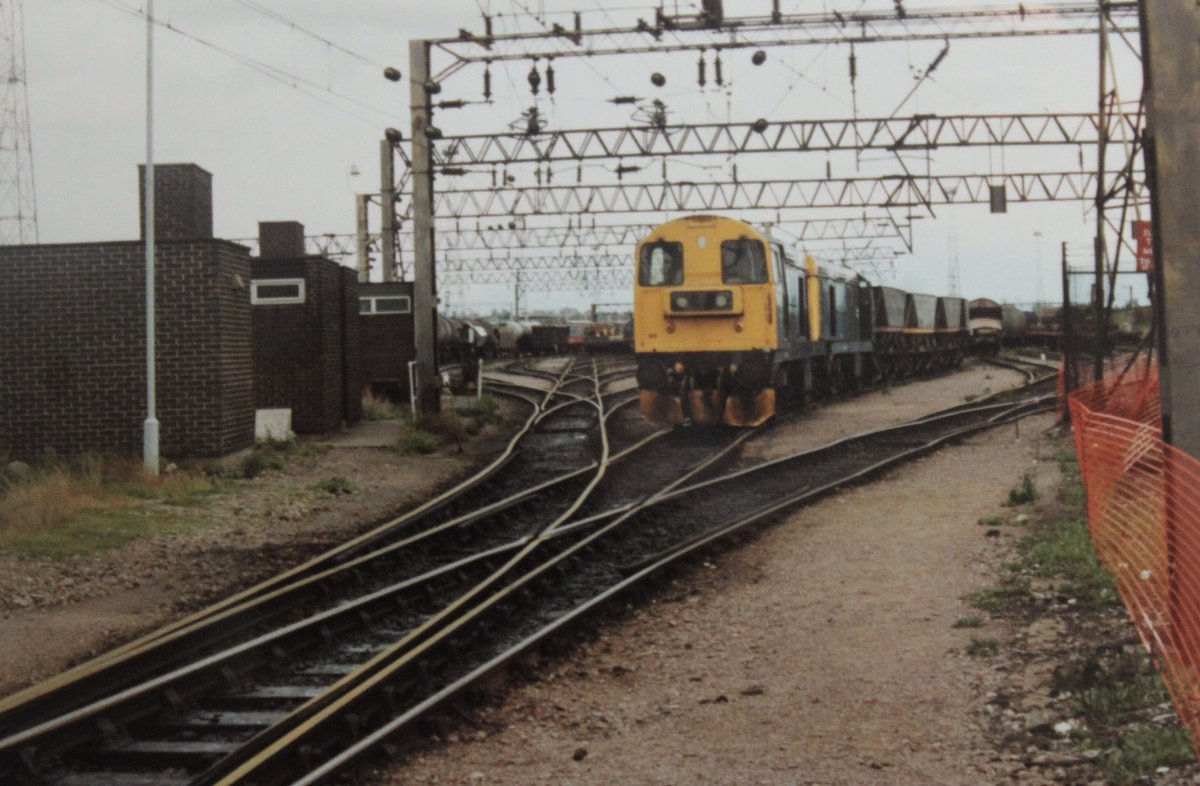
[633,215,779,427]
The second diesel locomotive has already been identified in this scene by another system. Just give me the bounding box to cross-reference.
[634,214,967,427]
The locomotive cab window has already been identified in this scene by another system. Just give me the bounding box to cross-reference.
[721,238,768,284]
[638,242,684,286]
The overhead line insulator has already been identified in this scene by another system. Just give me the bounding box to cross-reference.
[528,62,541,95]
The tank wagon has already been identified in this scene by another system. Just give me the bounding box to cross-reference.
[634,214,968,427]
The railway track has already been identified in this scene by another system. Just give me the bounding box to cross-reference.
[0,355,745,786]
[0,366,1057,786]
[982,353,1060,384]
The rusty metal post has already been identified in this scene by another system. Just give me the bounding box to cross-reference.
[1061,241,1075,413]
[355,193,370,283]
[1092,2,1108,384]
[410,40,440,413]
[1140,0,1200,456]
[380,140,397,283]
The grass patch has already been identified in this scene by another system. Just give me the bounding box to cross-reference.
[395,428,440,456]
[313,476,356,495]
[953,616,985,629]
[977,515,1007,528]
[966,637,1001,657]
[1063,647,1190,783]
[394,409,475,455]
[455,395,500,435]
[422,411,467,444]
[0,456,210,557]
[0,506,193,558]
[1055,648,1169,723]
[118,473,223,508]
[1006,473,1038,506]
[362,389,400,421]
[1020,517,1118,609]
[965,579,1033,613]
[455,395,497,421]
[1101,726,1195,784]
[237,452,281,480]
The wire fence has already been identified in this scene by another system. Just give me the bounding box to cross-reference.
[1066,353,1200,748]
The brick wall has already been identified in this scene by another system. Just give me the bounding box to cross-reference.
[250,258,361,434]
[340,267,364,423]
[359,282,416,400]
[258,221,305,259]
[0,240,254,459]
[137,164,214,241]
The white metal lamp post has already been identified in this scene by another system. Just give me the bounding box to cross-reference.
[143,0,159,475]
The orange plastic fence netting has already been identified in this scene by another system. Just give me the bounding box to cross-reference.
[1066,353,1200,750]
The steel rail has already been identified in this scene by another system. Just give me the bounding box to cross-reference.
[2,363,1025,784]
[0,417,677,777]
[0,360,678,784]
[243,394,1059,786]
[0,360,630,740]
[203,415,756,786]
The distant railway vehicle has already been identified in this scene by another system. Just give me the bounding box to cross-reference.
[1001,304,1028,342]
[564,320,634,353]
[567,320,589,348]
[528,322,569,354]
[634,214,968,428]
[968,297,1004,353]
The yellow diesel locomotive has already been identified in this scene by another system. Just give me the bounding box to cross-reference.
[634,214,875,427]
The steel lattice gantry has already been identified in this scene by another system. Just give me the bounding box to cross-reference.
[395,2,1144,412]
[436,245,900,291]
[430,112,1141,168]
[429,2,1139,79]
[415,170,1145,220]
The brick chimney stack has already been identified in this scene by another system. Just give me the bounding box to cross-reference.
[257,221,307,259]
[138,163,214,240]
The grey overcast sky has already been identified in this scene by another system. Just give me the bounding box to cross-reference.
[22,1,1146,312]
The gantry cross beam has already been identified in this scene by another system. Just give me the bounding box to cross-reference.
[430,3,1138,80]
[432,112,1142,168]
[416,170,1145,220]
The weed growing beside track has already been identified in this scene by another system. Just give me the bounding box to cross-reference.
[965,445,1197,784]
[394,396,503,455]
[0,454,227,557]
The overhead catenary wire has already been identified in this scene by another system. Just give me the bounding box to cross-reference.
[231,0,387,69]
[92,0,393,127]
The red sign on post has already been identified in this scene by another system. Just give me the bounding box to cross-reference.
[1133,220,1154,273]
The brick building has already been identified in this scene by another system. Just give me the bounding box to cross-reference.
[250,222,362,434]
[358,281,416,400]
[0,165,254,460]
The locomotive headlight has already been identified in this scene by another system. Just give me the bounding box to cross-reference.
[714,293,729,308]
[674,295,689,310]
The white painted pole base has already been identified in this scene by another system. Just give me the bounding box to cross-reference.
[143,417,160,476]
